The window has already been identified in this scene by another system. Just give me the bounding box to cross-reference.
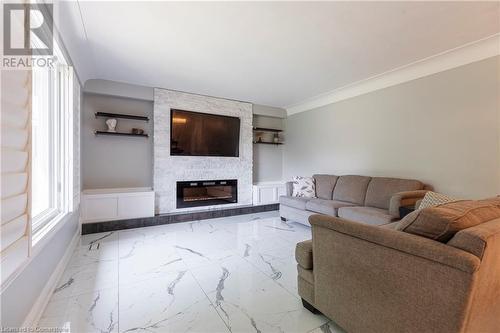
[31,40,74,241]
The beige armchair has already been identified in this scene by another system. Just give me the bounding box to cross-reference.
[296,214,500,333]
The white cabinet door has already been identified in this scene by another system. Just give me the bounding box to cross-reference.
[253,183,285,205]
[118,193,155,219]
[84,197,118,221]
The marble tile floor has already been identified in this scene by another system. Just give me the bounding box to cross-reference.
[37,211,346,333]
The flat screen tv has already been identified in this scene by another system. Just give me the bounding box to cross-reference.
[170,109,240,157]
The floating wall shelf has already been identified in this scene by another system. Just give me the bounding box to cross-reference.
[95,112,149,122]
[94,131,149,138]
[253,127,283,133]
[253,141,283,145]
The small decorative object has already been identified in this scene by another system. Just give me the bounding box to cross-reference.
[131,128,144,135]
[106,118,117,132]
[257,136,262,143]
[273,133,279,143]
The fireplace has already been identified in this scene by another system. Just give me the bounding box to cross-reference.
[176,179,237,208]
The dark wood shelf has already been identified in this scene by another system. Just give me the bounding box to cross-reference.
[253,141,283,145]
[94,131,149,138]
[95,112,149,122]
[253,127,283,133]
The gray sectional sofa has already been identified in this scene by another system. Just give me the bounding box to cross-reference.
[280,174,428,226]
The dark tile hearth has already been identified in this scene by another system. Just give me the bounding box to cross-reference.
[81,204,279,234]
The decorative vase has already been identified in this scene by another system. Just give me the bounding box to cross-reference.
[106,118,117,132]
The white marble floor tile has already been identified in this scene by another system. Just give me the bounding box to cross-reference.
[69,231,119,267]
[41,287,119,333]
[190,256,327,332]
[308,321,348,333]
[38,212,341,333]
[119,239,187,284]
[244,244,300,297]
[65,287,119,333]
[80,231,119,247]
[52,260,118,300]
[119,271,229,333]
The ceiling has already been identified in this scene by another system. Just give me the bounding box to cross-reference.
[56,1,499,108]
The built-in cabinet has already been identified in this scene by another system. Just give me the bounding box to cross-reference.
[81,188,154,223]
[252,182,286,205]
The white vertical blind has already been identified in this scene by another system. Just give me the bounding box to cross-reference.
[1,69,32,285]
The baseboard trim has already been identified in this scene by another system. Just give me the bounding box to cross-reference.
[22,227,81,327]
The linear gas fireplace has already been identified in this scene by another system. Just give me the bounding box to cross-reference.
[176,179,238,209]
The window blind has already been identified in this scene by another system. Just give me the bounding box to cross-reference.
[1,70,32,286]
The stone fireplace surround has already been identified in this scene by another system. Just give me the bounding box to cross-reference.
[153,88,253,214]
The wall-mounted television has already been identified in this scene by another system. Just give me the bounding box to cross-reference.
[170,109,240,157]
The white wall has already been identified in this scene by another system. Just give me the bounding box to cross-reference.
[284,56,500,199]
[81,93,154,189]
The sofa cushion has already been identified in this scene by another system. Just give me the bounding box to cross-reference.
[279,196,311,210]
[397,198,500,243]
[380,221,401,230]
[365,177,423,210]
[295,240,313,269]
[338,206,396,226]
[447,217,500,259]
[332,175,371,205]
[306,198,355,216]
[313,174,338,200]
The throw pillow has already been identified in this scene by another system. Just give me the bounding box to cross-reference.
[397,197,500,242]
[292,176,316,198]
[418,191,457,209]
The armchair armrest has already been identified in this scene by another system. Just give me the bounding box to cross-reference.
[309,214,479,273]
[389,190,428,217]
[285,181,293,196]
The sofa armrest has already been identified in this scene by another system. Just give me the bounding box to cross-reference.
[285,181,293,196]
[309,214,480,273]
[389,190,428,217]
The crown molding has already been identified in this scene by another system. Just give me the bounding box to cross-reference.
[286,34,500,116]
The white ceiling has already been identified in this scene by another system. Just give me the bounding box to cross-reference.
[57,1,499,108]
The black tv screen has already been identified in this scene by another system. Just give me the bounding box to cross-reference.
[170,109,240,157]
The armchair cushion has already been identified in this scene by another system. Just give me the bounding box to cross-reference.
[296,239,313,269]
[397,198,500,243]
[297,265,314,284]
[338,206,395,226]
[305,199,354,216]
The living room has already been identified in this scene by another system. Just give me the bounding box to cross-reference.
[1,1,499,332]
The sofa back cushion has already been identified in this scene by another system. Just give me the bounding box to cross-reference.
[332,175,371,205]
[365,177,424,209]
[397,198,500,243]
[313,174,338,200]
[447,217,500,259]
